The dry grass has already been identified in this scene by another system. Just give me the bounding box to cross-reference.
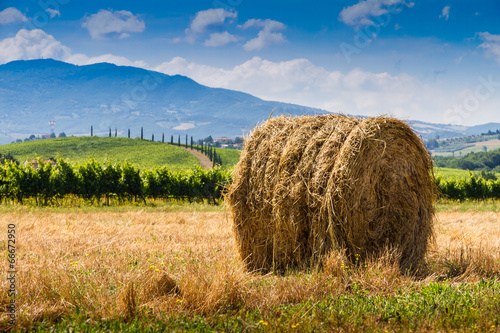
[0,209,499,331]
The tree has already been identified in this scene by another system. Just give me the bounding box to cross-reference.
[15,139,22,143]
[29,134,36,140]
[128,129,131,138]
[152,134,155,141]
[109,128,112,137]
[58,132,67,138]
[162,133,164,143]
[91,126,93,137]
[171,135,173,144]
[426,139,439,150]
[115,128,117,137]
[141,127,144,140]
[50,132,56,139]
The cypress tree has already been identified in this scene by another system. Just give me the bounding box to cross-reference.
[162,133,164,143]
[186,134,188,148]
[141,127,143,140]
[171,135,173,144]
[128,129,130,138]
[109,128,111,137]
[190,136,193,150]
[91,126,93,137]
[152,133,154,141]
[178,135,180,146]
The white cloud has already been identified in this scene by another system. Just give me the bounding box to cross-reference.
[0,29,71,64]
[239,19,287,51]
[154,56,453,122]
[439,6,450,20]
[478,32,500,63]
[0,29,148,69]
[0,7,28,25]
[338,0,412,26]
[82,9,145,39]
[66,53,148,68]
[190,8,236,33]
[238,19,285,31]
[46,8,61,19]
[204,31,239,47]
[181,8,237,44]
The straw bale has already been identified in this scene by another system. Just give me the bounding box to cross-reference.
[228,115,435,273]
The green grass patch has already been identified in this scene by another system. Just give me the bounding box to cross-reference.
[435,199,500,212]
[25,281,500,332]
[0,136,201,170]
[434,167,472,179]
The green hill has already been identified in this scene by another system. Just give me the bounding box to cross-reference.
[0,137,203,170]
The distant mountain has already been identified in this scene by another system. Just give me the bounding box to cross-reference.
[409,120,500,140]
[0,59,322,144]
[0,59,499,145]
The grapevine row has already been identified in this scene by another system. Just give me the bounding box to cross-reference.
[0,159,231,205]
[436,172,500,201]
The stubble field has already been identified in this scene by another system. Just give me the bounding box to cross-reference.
[1,204,500,332]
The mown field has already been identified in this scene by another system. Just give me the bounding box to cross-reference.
[1,137,500,332]
[1,203,499,332]
[0,137,241,171]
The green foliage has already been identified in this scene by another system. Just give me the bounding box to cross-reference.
[436,171,500,201]
[0,152,18,165]
[0,158,231,205]
[434,148,500,171]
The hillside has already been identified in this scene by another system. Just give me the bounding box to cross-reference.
[0,59,323,145]
[0,137,204,170]
[428,132,500,157]
[1,59,500,145]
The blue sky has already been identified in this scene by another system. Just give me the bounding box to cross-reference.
[0,0,499,126]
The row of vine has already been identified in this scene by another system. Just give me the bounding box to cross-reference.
[0,159,231,205]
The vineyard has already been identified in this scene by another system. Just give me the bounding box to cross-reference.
[0,157,499,206]
[0,159,231,205]
[436,172,500,201]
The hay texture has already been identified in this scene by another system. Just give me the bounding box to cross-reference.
[227,114,435,273]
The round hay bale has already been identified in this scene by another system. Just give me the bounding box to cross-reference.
[227,114,435,273]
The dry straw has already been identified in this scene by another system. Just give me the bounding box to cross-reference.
[227,114,435,273]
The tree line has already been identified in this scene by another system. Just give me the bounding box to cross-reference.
[434,149,500,173]
[0,158,230,205]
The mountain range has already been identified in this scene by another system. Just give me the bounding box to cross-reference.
[0,59,499,145]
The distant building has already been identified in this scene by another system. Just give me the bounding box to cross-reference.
[214,137,233,144]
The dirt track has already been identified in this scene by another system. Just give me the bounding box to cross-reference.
[180,147,213,169]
